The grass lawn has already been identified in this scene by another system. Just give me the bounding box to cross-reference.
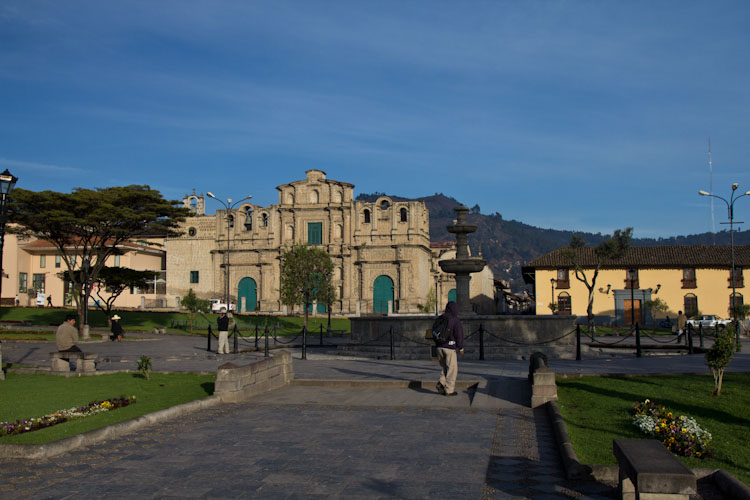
[556,373,750,484]
[0,306,351,335]
[0,371,215,445]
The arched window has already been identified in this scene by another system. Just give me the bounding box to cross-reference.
[557,292,572,315]
[262,213,268,227]
[684,293,698,318]
[730,292,744,316]
[380,200,390,210]
[244,207,253,230]
[364,209,371,224]
[310,190,319,204]
[285,224,294,241]
[399,207,407,222]
[286,193,294,205]
[335,224,343,239]
[333,190,342,203]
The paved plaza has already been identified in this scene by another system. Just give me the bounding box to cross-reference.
[1,331,748,499]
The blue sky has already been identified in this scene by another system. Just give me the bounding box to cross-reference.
[1,1,749,238]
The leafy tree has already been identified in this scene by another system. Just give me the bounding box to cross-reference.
[180,288,211,335]
[562,228,633,333]
[422,287,436,313]
[279,244,334,330]
[59,266,158,325]
[470,204,481,215]
[9,185,188,335]
[644,297,670,326]
[706,327,735,396]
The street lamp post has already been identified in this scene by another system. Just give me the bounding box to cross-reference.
[206,192,252,353]
[699,184,750,350]
[628,269,637,326]
[0,169,18,309]
[434,273,439,316]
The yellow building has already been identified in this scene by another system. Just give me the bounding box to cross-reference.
[1,231,167,309]
[522,245,749,324]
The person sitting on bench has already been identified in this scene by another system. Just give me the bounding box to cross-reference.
[56,314,81,353]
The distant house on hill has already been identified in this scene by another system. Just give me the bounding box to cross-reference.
[522,245,749,324]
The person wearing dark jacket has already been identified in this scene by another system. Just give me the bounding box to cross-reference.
[435,301,464,396]
[110,314,124,342]
[216,308,230,354]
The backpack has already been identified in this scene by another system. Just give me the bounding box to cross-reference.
[432,315,452,346]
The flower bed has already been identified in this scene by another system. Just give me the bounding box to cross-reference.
[632,399,711,457]
[1,395,136,437]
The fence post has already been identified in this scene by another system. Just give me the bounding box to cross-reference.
[635,323,642,358]
[698,324,703,348]
[576,324,581,361]
[274,321,278,344]
[479,323,485,361]
[207,325,212,352]
[254,324,259,349]
[389,326,395,360]
[687,323,694,354]
[233,324,238,354]
[263,323,268,358]
[590,324,595,343]
[302,325,307,360]
[320,323,323,346]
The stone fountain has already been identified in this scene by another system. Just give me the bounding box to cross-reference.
[439,205,486,314]
[347,206,578,360]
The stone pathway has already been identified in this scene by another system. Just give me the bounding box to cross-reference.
[482,407,615,500]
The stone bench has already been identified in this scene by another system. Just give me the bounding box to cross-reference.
[49,351,98,373]
[613,439,696,500]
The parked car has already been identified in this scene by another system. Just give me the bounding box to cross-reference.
[686,315,731,330]
[210,298,236,313]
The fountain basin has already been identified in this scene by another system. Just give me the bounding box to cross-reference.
[439,259,487,274]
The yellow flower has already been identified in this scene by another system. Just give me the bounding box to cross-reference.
[696,452,701,457]
[667,412,673,418]
[682,428,687,434]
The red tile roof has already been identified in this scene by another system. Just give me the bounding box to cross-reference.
[524,245,750,269]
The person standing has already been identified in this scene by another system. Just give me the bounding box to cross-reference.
[110,314,124,342]
[217,308,230,355]
[56,314,81,353]
[14,294,19,307]
[46,295,53,307]
[435,301,464,397]
[677,310,688,344]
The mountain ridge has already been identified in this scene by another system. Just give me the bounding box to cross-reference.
[356,192,750,291]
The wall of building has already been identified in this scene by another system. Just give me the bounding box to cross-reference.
[535,266,748,321]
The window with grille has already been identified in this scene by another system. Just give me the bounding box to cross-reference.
[557,292,572,315]
[32,274,45,294]
[625,269,639,289]
[18,272,28,293]
[682,268,696,288]
[556,269,570,289]
[729,267,744,288]
[190,271,199,284]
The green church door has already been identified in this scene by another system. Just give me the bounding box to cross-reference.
[238,277,257,312]
[448,288,457,304]
[373,275,394,314]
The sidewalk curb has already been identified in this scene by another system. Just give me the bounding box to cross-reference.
[0,395,223,459]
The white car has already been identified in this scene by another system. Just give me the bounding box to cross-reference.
[686,315,731,330]
[210,298,236,313]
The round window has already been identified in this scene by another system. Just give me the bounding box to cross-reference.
[188,227,197,237]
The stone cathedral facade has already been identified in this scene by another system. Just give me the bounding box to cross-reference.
[166,169,467,315]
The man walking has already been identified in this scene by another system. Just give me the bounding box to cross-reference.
[217,307,230,355]
[435,301,464,396]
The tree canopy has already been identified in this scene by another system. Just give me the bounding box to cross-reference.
[279,243,335,329]
[10,185,188,332]
[562,228,633,330]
